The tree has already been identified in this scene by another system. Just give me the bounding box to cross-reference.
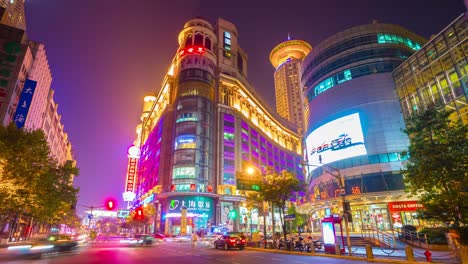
[263,169,303,240]
[126,204,156,233]
[402,107,468,229]
[0,123,79,235]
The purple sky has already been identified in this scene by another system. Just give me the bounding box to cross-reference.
[23,0,465,216]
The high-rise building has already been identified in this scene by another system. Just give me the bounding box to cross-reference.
[270,38,312,132]
[393,13,468,124]
[42,89,74,166]
[23,41,52,130]
[0,0,26,30]
[132,18,304,235]
[0,23,31,127]
[299,21,426,232]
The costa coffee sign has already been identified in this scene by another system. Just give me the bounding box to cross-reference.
[388,201,424,212]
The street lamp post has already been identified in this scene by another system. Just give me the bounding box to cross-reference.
[302,162,352,254]
[246,166,268,248]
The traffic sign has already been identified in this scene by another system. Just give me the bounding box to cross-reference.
[88,214,93,219]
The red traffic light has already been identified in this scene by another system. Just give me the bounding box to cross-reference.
[135,207,144,220]
[105,198,117,210]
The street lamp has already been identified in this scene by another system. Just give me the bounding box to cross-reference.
[246,165,268,248]
[242,202,253,240]
[302,162,352,254]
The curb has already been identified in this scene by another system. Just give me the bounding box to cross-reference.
[245,247,432,264]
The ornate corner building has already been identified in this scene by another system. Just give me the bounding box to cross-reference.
[132,18,304,235]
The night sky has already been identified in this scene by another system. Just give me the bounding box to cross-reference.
[23,0,465,216]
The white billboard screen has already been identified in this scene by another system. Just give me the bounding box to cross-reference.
[305,113,366,169]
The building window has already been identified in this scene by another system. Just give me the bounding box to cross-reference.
[223,31,232,58]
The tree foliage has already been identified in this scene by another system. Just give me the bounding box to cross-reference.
[263,169,302,240]
[126,204,156,231]
[402,107,468,229]
[0,123,79,228]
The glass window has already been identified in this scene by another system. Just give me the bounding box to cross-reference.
[368,155,380,164]
[185,34,192,47]
[379,154,389,163]
[205,37,211,50]
[449,70,464,98]
[388,153,399,162]
[194,33,203,46]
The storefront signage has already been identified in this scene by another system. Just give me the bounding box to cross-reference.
[179,54,216,75]
[13,79,37,128]
[125,157,137,192]
[388,201,424,212]
[168,196,213,218]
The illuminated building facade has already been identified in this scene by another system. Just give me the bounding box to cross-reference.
[133,18,303,235]
[270,38,312,132]
[24,41,52,130]
[394,14,468,124]
[42,89,74,166]
[0,23,30,126]
[0,0,26,30]
[299,22,427,232]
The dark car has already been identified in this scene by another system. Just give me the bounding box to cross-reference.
[214,235,246,250]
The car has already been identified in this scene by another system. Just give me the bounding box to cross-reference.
[46,234,79,252]
[119,234,154,246]
[7,234,79,259]
[153,233,166,240]
[214,235,246,250]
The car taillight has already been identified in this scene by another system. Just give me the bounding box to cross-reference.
[230,239,236,243]
[241,239,245,243]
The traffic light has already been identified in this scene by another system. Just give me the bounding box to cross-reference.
[135,207,144,220]
[229,209,237,219]
[105,198,117,210]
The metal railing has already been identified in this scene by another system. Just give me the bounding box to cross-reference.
[361,224,397,248]
[394,228,428,248]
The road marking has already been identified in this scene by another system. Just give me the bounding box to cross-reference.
[233,262,241,264]
[271,258,281,261]
[253,256,265,258]
[292,261,306,264]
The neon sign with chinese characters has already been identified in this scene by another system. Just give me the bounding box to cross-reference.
[179,46,205,57]
[167,196,213,218]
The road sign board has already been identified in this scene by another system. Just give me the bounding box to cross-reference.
[88,214,93,219]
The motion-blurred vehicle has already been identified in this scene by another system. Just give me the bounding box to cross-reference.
[7,234,78,259]
[153,233,166,241]
[120,234,154,246]
[213,235,246,250]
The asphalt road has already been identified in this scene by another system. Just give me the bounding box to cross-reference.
[2,240,374,264]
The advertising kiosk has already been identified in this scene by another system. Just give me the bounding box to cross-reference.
[321,215,345,253]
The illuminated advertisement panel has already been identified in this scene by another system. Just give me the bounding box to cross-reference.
[305,113,366,168]
[322,222,335,245]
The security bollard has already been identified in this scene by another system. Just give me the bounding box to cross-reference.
[335,244,341,255]
[405,246,415,262]
[365,244,374,259]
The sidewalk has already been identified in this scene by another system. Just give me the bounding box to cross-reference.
[244,244,459,264]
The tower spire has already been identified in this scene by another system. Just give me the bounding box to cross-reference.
[287,32,291,41]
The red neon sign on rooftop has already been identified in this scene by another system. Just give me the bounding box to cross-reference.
[179,46,205,57]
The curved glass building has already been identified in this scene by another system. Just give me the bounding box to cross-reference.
[299,22,427,232]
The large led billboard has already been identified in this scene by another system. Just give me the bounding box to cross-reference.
[305,113,366,169]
